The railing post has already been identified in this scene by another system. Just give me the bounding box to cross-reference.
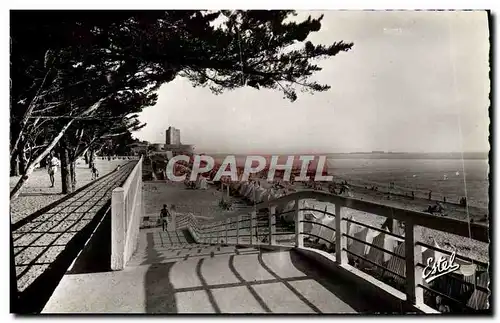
[269,205,276,245]
[171,209,177,231]
[236,215,241,244]
[250,211,256,245]
[225,218,230,244]
[295,199,303,248]
[217,221,221,244]
[405,221,424,305]
[335,203,348,264]
[210,223,213,244]
[111,187,125,270]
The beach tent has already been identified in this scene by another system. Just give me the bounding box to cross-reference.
[384,241,406,286]
[364,231,388,275]
[466,271,489,310]
[198,177,208,190]
[310,213,336,247]
[232,182,242,192]
[239,182,249,196]
[243,182,253,199]
[254,187,266,203]
[346,225,369,264]
[248,183,258,201]
[246,184,255,202]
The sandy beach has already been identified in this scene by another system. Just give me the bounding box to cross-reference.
[142,181,255,223]
[142,177,489,264]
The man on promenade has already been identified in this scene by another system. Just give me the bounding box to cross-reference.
[160,204,170,231]
[46,152,60,188]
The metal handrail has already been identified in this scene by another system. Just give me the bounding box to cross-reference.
[174,189,488,313]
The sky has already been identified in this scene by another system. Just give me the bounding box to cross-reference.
[134,10,490,154]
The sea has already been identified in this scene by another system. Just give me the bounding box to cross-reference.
[211,154,490,210]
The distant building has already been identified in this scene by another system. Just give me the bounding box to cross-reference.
[166,127,181,145]
[164,126,194,155]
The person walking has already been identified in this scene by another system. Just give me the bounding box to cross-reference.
[160,204,170,231]
[46,152,60,188]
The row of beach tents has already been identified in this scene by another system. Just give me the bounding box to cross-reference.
[224,180,488,312]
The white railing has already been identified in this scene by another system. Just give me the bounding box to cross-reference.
[174,189,489,313]
[111,156,144,270]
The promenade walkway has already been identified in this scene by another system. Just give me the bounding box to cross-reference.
[43,228,399,314]
[12,161,138,314]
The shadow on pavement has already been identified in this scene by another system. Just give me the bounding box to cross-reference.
[142,229,399,314]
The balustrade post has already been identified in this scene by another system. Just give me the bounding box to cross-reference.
[236,215,241,244]
[217,221,221,244]
[269,205,276,245]
[335,203,348,264]
[405,221,424,305]
[295,199,303,248]
[210,223,214,245]
[250,211,256,245]
[225,218,230,244]
[111,187,125,270]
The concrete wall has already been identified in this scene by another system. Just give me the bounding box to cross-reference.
[111,157,144,270]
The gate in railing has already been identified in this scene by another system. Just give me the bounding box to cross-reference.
[111,157,144,270]
[175,190,489,313]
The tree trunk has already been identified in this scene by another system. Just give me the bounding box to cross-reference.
[59,139,71,194]
[89,148,95,168]
[10,97,106,200]
[10,154,19,177]
[10,120,74,199]
[84,151,89,165]
[40,156,47,169]
[19,150,27,175]
[70,160,77,192]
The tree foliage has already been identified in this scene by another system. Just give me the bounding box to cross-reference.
[10,10,353,198]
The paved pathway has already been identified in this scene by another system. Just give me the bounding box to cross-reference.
[12,161,137,313]
[10,158,131,224]
[43,228,400,314]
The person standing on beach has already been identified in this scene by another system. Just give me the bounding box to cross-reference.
[46,152,60,188]
[428,190,432,200]
[160,204,170,231]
